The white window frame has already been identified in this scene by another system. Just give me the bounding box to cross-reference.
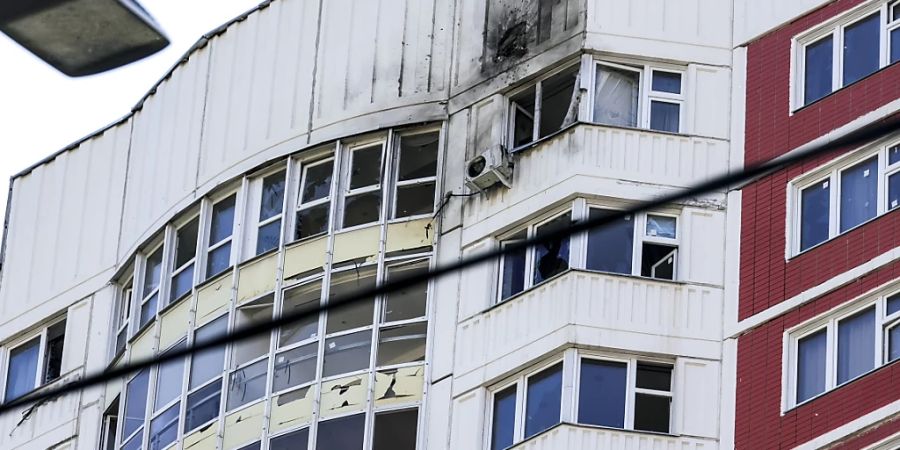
[784,288,900,410]
[136,240,166,333]
[202,190,239,280]
[583,205,681,280]
[587,60,686,133]
[292,154,337,242]
[168,213,201,305]
[390,128,441,220]
[338,140,387,231]
[792,0,899,110]
[788,138,900,257]
[113,278,133,361]
[506,63,581,149]
[1,316,67,403]
[496,208,573,303]
[243,165,288,259]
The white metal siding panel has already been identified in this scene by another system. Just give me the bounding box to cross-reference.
[587,0,731,50]
[676,359,721,439]
[734,0,832,46]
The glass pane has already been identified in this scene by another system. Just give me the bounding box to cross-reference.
[124,369,150,438]
[43,320,66,383]
[280,280,321,346]
[373,408,419,450]
[511,86,536,147]
[491,385,517,450]
[641,243,677,280]
[296,203,330,240]
[837,307,876,384]
[533,214,570,285]
[122,433,141,450]
[143,247,163,297]
[227,357,268,410]
[140,293,158,326]
[259,171,286,221]
[524,363,562,439]
[170,264,194,301]
[891,145,900,166]
[843,13,881,86]
[316,413,365,450]
[238,442,261,450]
[384,262,428,322]
[840,157,878,232]
[804,36,833,104]
[174,219,199,268]
[539,66,578,138]
[270,428,309,450]
[501,239,527,301]
[256,219,281,255]
[350,145,383,189]
[398,133,439,181]
[184,378,221,432]
[149,402,179,450]
[343,191,381,228]
[322,330,372,377]
[301,160,334,204]
[327,269,376,334]
[586,209,634,274]
[190,316,228,389]
[594,65,640,127]
[377,322,427,366]
[5,338,39,401]
[155,343,186,410]
[209,196,236,245]
[889,325,900,363]
[888,293,900,316]
[636,364,672,392]
[797,329,827,403]
[646,215,676,238]
[578,360,626,428]
[888,172,900,211]
[273,343,317,392]
[207,245,232,281]
[652,71,682,94]
[800,181,830,251]
[633,393,671,433]
[892,28,900,64]
[232,296,274,367]
[395,183,435,218]
[649,101,680,133]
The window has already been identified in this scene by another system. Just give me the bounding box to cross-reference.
[592,63,684,133]
[231,295,274,367]
[227,357,268,410]
[114,279,133,358]
[524,363,562,438]
[393,132,439,218]
[170,217,199,302]
[206,195,236,279]
[322,330,371,378]
[316,413,365,450]
[295,158,334,240]
[578,360,627,428]
[122,369,149,443]
[184,378,221,432]
[148,402,179,450]
[373,408,419,450]
[792,142,900,254]
[139,245,163,327]
[342,144,384,229]
[273,342,317,392]
[154,342,185,411]
[788,290,900,407]
[254,170,286,255]
[497,212,571,302]
[279,279,322,347]
[3,318,66,402]
[586,210,678,280]
[270,428,309,450]
[796,2,900,107]
[509,65,579,148]
[490,385,517,450]
[185,316,226,433]
[100,398,119,450]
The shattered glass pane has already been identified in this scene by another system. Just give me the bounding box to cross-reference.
[539,66,578,138]
[301,160,333,203]
[259,170,286,221]
[349,145,383,189]
[395,182,435,218]
[533,214,570,284]
[398,133,438,181]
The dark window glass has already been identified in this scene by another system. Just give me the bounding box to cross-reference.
[123,369,150,438]
[594,65,640,127]
[184,378,222,432]
[384,262,428,322]
[888,293,900,316]
[227,357,268,410]
[373,408,419,450]
[259,171,286,221]
[800,181,830,251]
[641,244,676,280]
[343,191,381,228]
[5,338,39,401]
[539,67,578,138]
[511,86,536,147]
[237,442,261,450]
[327,269,376,334]
[636,363,672,391]
[322,331,372,377]
[144,247,163,297]
[149,402,179,450]
[533,215,570,285]
[804,36,834,104]
[122,434,141,450]
[491,385,517,450]
[524,363,562,439]
[892,28,900,64]
[500,232,527,301]
[395,182,436,218]
[837,307,876,384]
[797,329,827,403]
[190,316,228,389]
[270,428,309,450]
[633,393,671,433]
[840,157,878,232]
[650,101,680,133]
[316,413,365,450]
[171,265,194,301]
[140,293,158,326]
[377,322,427,366]
[155,343,186,410]
[890,145,900,166]
[652,71,682,94]
[398,133,438,181]
[296,204,330,239]
[578,360,626,428]
[256,219,281,255]
[174,219,199,268]
[280,281,321,346]
[273,343,317,392]
[206,242,232,279]
[586,209,634,274]
[350,146,383,189]
[888,173,900,211]
[889,325,900,363]
[209,196,236,245]
[843,13,881,86]
[43,320,65,383]
[302,161,333,203]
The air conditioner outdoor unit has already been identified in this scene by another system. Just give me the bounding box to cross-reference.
[465,144,512,192]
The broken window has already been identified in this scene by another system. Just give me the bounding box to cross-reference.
[593,62,684,133]
[43,320,65,383]
[640,214,678,280]
[532,214,571,285]
[148,402,179,450]
[3,318,66,402]
[508,65,579,148]
[139,245,163,327]
[170,217,199,302]
[342,144,383,228]
[227,357,269,410]
[322,330,372,377]
[496,212,571,304]
[383,260,429,322]
[231,295,274,368]
[255,170,286,255]
[393,132,438,218]
[499,231,527,301]
[270,428,309,450]
[326,268,376,334]
[184,378,222,432]
[279,279,322,347]
[377,322,427,366]
[587,208,678,281]
[373,408,419,450]
[316,413,365,450]
[100,397,119,450]
[122,369,149,441]
[206,195,236,279]
[273,342,317,392]
[524,363,562,439]
[296,158,334,240]
[189,315,227,389]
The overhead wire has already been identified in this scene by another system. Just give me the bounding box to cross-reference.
[1,117,898,416]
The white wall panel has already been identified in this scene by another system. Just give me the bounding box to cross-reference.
[676,359,721,439]
[734,0,831,45]
[510,424,716,450]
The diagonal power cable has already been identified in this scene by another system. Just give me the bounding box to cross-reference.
[2,117,899,416]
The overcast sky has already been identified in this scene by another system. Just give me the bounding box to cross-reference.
[0,0,262,228]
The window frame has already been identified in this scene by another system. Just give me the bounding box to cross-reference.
[1,316,67,403]
[390,128,441,220]
[293,155,337,242]
[168,213,201,306]
[587,60,686,134]
[244,165,289,259]
[136,240,166,332]
[202,190,240,281]
[584,204,680,280]
[113,276,134,361]
[506,63,581,150]
[338,140,387,231]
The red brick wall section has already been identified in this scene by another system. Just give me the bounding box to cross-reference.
[830,417,900,450]
[740,0,900,320]
[735,260,900,449]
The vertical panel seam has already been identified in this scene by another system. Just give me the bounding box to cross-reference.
[304,0,327,144]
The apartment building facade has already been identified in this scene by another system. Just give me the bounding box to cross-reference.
[0,0,895,449]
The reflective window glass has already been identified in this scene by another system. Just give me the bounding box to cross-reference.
[323,330,372,377]
[373,408,419,450]
[649,101,680,133]
[586,209,634,274]
[800,181,830,251]
[652,71,681,94]
[888,293,900,316]
[280,281,321,346]
[256,219,281,255]
[491,385,516,450]
[578,360,626,428]
[209,196,236,245]
[500,232,527,301]
[270,428,309,450]
[797,329,827,403]
[184,379,222,432]
[206,242,232,279]
[888,172,900,211]
[377,322,427,366]
[149,402,179,450]
[842,13,881,86]
[123,369,150,438]
[155,343,186,410]
[232,297,274,367]
[5,338,40,401]
[892,28,900,63]
[839,157,878,232]
[524,363,562,439]
[646,215,676,238]
[327,269,376,334]
[889,325,900,363]
[805,36,834,104]
[227,357,269,411]
[273,343,317,392]
[143,247,163,297]
[174,219,199,269]
[190,316,228,389]
[384,262,428,322]
[837,307,876,384]
[316,413,365,450]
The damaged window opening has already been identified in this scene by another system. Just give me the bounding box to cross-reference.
[232,295,274,367]
[508,65,579,148]
[593,62,684,133]
[383,260,429,322]
[139,245,163,327]
[256,170,286,255]
[342,144,384,229]
[327,268,376,334]
[393,132,439,218]
[170,217,199,303]
[279,279,322,347]
[377,322,427,366]
[497,212,571,304]
[532,214,571,285]
[206,195,236,279]
[587,208,678,281]
[3,318,67,402]
[100,397,119,450]
[296,158,334,240]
